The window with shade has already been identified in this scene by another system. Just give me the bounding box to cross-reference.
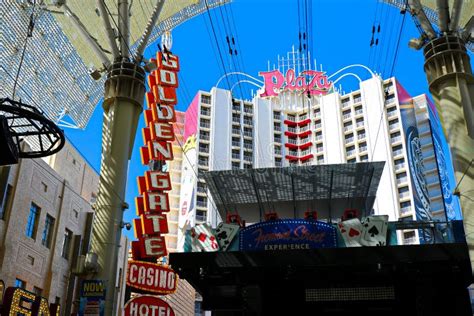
[62,229,73,259]
[26,203,40,239]
[15,278,26,289]
[41,214,55,248]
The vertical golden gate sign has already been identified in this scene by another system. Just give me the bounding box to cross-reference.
[131,51,179,261]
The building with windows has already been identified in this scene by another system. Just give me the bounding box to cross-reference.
[176,52,461,247]
[0,140,128,313]
[162,111,185,253]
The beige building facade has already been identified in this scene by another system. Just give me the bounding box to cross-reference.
[0,140,129,314]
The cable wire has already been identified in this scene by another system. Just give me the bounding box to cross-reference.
[12,1,39,100]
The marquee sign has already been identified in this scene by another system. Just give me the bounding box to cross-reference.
[125,49,178,315]
[259,69,332,97]
[0,286,60,315]
[126,261,178,294]
[131,51,180,260]
[124,295,175,316]
[239,219,337,251]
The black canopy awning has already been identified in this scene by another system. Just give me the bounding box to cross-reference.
[203,162,385,221]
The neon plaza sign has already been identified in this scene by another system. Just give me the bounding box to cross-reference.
[259,68,332,97]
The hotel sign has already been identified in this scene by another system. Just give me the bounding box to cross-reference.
[239,219,337,251]
[259,69,332,97]
[124,295,175,316]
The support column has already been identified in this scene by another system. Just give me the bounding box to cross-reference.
[423,35,474,266]
[90,60,145,313]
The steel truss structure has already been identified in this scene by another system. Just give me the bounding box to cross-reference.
[0,0,229,129]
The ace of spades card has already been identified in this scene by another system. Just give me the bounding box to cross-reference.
[215,222,240,251]
[337,218,364,247]
[360,215,389,246]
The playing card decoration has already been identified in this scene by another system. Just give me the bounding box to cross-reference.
[337,218,364,247]
[360,215,389,246]
[215,223,240,251]
[191,223,219,252]
[337,215,389,247]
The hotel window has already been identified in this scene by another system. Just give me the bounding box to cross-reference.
[347,158,356,163]
[232,162,240,170]
[400,201,411,209]
[232,114,240,123]
[360,154,368,161]
[275,158,282,167]
[41,214,55,248]
[243,104,253,114]
[342,109,351,120]
[196,210,207,222]
[385,93,395,104]
[200,120,210,130]
[345,133,354,143]
[200,130,210,140]
[15,279,26,289]
[390,131,401,142]
[353,94,361,103]
[316,143,324,153]
[232,137,240,147]
[201,94,211,104]
[403,230,416,241]
[0,184,13,220]
[62,229,73,259]
[26,203,40,239]
[392,144,403,156]
[398,186,410,199]
[346,145,355,157]
[384,81,394,89]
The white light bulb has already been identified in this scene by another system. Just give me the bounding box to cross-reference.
[161,31,173,51]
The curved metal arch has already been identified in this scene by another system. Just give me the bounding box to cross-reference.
[328,64,376,80]
[230,80,263,93]
[216,72,264,88]
[331,73,363,87]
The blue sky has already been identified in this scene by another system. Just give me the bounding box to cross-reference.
[66,0,441,239]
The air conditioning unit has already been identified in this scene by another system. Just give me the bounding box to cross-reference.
[84,252,99,272]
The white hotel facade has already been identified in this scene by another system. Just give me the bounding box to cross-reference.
[175,57,460,247]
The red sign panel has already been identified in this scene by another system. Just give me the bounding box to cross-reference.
[126,260,178,294]
[131,51,180,261]
[124,295,175,316]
